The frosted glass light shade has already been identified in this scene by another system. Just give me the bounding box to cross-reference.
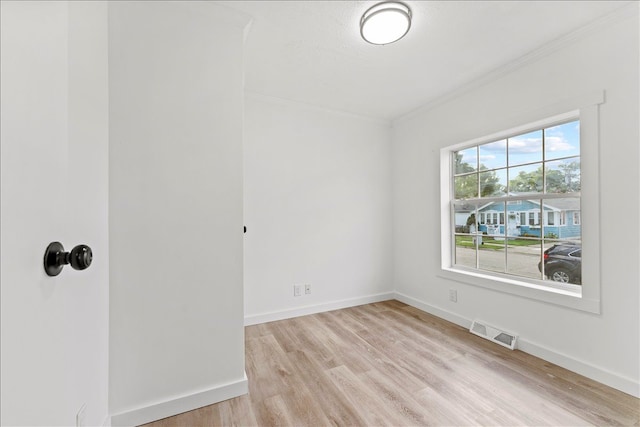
[360,2,412,45]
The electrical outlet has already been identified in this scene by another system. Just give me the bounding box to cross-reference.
[304,284,311,295]
[76,404,86,427]
[449,289,457,302]
[294,284,302,297]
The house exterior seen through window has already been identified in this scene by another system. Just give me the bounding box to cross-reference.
[451,119,582,287]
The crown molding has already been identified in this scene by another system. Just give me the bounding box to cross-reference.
[245,91,392,127]
[393,2,638,126]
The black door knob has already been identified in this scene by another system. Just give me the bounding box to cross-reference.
[44,242,93,277]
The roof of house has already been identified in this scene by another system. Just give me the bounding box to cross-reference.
[477,196,580,212]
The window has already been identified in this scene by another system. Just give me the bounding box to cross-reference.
[573,211,581,225]
[449,115,582,292]
[440,95,603,314]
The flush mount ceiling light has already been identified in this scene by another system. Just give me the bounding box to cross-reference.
[360,1,412,45]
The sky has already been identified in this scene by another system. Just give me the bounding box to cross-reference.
[456,120,580,173]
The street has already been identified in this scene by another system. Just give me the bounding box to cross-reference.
[455,245,544,280]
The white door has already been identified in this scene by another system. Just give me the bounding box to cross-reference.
[1,2,109,425]
[507,213,519,237]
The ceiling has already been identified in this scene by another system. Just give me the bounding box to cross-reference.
[220,1,631,121]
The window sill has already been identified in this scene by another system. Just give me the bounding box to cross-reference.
[438,267,600,314]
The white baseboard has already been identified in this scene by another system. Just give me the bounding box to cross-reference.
[244,292,395,326]
[110,373,248,426]
[517,339,640,398]
[393,291,640,398]
[393,291,472,330]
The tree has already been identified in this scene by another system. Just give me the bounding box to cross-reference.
[466,213,476,227]
[454,153,475,174]
[454,154,504,199]
[478,166,503,197]
[509,168,543,193]
[556,161,581,192]
[508,161,580,194]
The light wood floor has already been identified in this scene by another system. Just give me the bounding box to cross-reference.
[144,300,640,426]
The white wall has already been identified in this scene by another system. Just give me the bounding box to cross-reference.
[392,6,639,396]
[108,3,250,424]
[1,2,110,425]
[244,94,393,323]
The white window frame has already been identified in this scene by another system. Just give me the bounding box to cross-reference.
[573,211,581,225]
[439,92,603,314]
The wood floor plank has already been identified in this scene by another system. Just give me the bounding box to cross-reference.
[358,368,429,425]
[358,343,429,394]
[244,335,293,402]
[309,313,379,375]
[246,332,331,426]
[325,365,402,426]
[143,300,640,427]
[217,394,258,427]
[146,401,222,427]
[412,384,487,426]
[286,349,367,426]
[255,394,294,426]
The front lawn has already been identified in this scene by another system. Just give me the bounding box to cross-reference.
[455,235,541,250]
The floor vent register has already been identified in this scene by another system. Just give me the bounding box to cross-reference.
[470,320,517,350]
